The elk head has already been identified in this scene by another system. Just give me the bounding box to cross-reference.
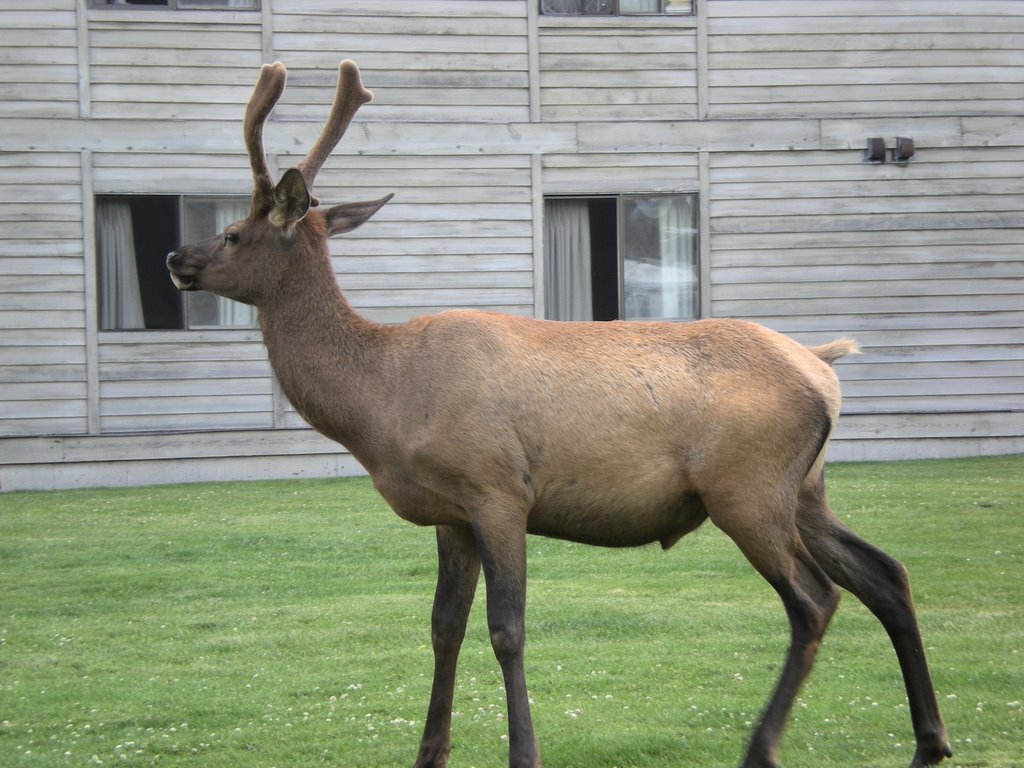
[167,60,392,306]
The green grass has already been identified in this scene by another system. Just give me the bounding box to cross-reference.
[1,455,1022,767]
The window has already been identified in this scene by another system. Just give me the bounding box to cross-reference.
[96,195,256,330]
[90,1,258,9]
[541,0,693,16]
[544,194,699,322]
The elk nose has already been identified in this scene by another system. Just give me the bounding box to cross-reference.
[166,249,198,291]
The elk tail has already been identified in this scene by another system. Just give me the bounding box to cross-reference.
[808,339,860,366]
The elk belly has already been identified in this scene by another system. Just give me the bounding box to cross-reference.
[526,483,708,549]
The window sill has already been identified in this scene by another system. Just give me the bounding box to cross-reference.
[88,8,261,24]
[98,328,262,343]
[538,14,697,31]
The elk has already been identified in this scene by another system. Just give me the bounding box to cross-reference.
[166,60,951,768]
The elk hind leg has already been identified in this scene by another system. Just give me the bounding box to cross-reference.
[796,478,952,768]
[709,493,840,768]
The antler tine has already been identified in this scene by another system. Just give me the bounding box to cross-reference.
[295,60,373,204]
[244,61,288,216]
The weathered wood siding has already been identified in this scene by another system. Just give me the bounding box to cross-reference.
[313,154,536,324]
[709,144,1024,458]
[1,0,1022,488]
[542,152,700,195]
[704,0,1024,459]
[0,1,80,117]
[538,14,698,121]
[0,151,88,438]
[88,8,264,119]
[707,0,1024,119]
[2,428,362,490]
[0,1,88,442]
[96,334,274,433]
[273,0,529,123]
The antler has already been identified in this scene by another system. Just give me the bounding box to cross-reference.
[244,61,287,216]
[243,60,371,215]
[296,59,373,205]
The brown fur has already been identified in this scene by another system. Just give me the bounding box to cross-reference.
[166,61,951,768]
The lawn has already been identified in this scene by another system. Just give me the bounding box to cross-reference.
[1,455,1021,767]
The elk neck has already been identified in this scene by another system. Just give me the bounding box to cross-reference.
[255,223,393,455]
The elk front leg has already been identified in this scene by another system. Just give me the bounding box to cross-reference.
[473,512,540,768]
[414,525,480,768]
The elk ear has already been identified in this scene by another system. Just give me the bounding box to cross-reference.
[324,193,394,236]
[270,168,311,231]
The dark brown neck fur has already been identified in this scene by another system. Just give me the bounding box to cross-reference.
[256,217,391,456]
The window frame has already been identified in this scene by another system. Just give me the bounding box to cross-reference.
[540,0,694,17]
[95,193,257,333]
[88,0,259,11]
[543,192,701,323]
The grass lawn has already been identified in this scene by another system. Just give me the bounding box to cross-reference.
[1,455,1021,767]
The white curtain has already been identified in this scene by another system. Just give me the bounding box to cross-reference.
[623,196,697,321]
[657,196,697,319]
[97,200,145,330]
[544,199,593,321]
[212,200,256,326]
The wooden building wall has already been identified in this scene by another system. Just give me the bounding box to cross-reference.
[707,1,1024,119]
[705,0,1024,458]
[1,0,1021,490]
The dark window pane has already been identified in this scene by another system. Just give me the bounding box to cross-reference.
[96,196,181,330]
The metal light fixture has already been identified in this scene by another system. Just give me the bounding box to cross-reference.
[864,137,886,163]
[892,136,916,163]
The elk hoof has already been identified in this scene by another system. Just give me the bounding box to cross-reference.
[909,739,953,767]
[412,742,449,768]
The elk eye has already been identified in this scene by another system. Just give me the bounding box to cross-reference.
[225,232,240,246]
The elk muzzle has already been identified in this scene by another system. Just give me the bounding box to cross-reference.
[166,248,199,291]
